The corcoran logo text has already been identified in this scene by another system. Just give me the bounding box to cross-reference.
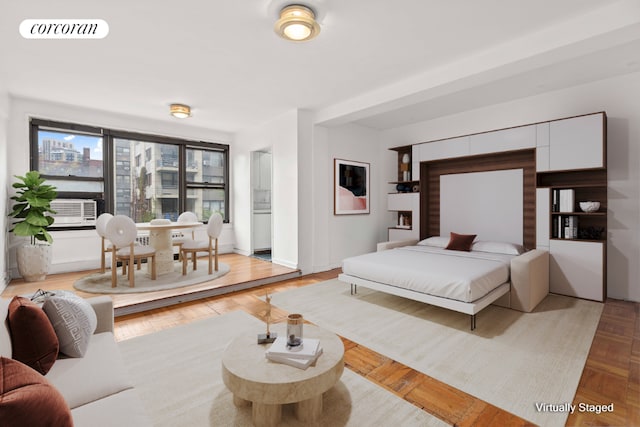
[20,19,109,39]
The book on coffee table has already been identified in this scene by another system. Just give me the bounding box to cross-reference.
[265,337,321,360]
[266,347,323,370]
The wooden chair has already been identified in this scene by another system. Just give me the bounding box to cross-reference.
[172,211,198,260]
[105,215,156,287]
[180,213,223,275]
[96,213,114,273]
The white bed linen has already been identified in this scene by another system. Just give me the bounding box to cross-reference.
[341,246,514,303]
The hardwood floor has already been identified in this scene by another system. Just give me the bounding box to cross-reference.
[1,253,299,315]
[3,256,637,426]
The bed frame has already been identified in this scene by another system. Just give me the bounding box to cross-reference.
[338,240,549,331]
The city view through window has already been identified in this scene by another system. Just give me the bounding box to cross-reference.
[36,124,227,223]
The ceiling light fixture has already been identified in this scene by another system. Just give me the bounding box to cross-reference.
[170,103,191,119]
[275,4,320,42]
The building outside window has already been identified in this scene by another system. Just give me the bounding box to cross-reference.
[30,118,229,226]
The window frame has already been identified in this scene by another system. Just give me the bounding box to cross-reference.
[29,118,230,228]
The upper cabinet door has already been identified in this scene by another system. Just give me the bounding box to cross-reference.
[469,125,536,156]
[418,136,470,162]
[549,113,605,171]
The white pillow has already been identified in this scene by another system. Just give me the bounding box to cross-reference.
[43,292,97,358]
[417,236,449,248]
[471,241,524,255]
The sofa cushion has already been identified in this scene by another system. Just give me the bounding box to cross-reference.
[43,292,97,358]
[7,296,59,375]
[46,332,133,409]
[0,299,12,358]
[0,357,73,427]
[71,388,152,427]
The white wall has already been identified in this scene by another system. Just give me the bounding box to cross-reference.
[381,71,640,302]
[0,92,9,290]
[5,96,234,277]
[311,123,383,270]
[234,109,299,269]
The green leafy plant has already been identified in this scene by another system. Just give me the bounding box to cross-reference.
[9,171,57,245]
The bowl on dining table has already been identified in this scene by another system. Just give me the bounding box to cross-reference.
[579,201,600,213]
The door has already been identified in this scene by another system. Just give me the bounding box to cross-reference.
[251,150,272,257]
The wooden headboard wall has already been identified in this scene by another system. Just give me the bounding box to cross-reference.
[419,149,536,250]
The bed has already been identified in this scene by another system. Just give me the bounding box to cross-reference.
[338,237,549,330]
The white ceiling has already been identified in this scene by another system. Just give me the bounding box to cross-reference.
[1,0,639,133]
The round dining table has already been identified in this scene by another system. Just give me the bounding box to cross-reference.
[136,220,202,275]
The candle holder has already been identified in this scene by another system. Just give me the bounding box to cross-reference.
[286,313,303,349]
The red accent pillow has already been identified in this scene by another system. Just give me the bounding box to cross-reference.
[445,232,477,252]
[0,357,73,427]
[7,297,59,375]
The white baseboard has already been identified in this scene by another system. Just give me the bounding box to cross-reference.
[233,248,251,257]
[271,258,298,270]
[312,262,342,273]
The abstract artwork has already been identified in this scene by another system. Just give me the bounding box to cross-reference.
[334,158,370,215]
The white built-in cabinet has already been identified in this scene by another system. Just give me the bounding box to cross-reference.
[469,125,536,156]
[536,188,550,248]
[394,111,607,302]
[549,240,605,301]
[536,112,607,301]
[548,113,605,171]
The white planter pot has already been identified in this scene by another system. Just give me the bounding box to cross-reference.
[17,244,52,282]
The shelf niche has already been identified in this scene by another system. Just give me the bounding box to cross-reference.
[537,169,607,242]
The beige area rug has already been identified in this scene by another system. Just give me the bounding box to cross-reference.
[118,310,446,427]
[269,279,604,427]
[73,262,230,294]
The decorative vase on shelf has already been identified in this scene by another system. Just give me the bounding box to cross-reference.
[401,153,411,181]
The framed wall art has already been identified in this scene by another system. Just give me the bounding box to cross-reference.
[334,158,370,215]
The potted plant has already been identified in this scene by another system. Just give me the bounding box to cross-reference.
[9,171,57,281]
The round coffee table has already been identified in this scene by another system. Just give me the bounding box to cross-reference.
[221,323,344,427]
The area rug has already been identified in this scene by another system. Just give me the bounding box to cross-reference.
[73,262,230,294]
[118,311,446,427]
[269,279,604,427]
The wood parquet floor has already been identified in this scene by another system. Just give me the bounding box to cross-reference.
[3,254,638,426]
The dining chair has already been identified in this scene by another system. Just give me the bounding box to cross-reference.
[96,213,114,273]
[172,211,198,260]
[180,213,223,275]
[105,215,157,287]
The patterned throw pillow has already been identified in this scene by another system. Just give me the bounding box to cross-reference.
[42,292,97,358]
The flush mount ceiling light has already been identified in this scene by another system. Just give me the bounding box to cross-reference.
[275,4,320,42]
[170,103,191,119]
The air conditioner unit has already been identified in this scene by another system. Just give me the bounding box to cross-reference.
[50,199,97,227]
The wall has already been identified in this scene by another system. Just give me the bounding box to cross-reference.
[381,71,640,302]
[5,96,235,278]
[311,123,383,270]
[234,109,299,269]
[0,92,9,290]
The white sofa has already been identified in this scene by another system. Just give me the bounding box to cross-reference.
[0,296,151,427]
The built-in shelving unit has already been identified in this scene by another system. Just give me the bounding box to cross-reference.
[536,169,607,242]
[388,145,420,241]
[394,111,607,302]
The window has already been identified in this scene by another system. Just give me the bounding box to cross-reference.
[32,120,105,194]
[30,118,230,226]
[186,147,228,221]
